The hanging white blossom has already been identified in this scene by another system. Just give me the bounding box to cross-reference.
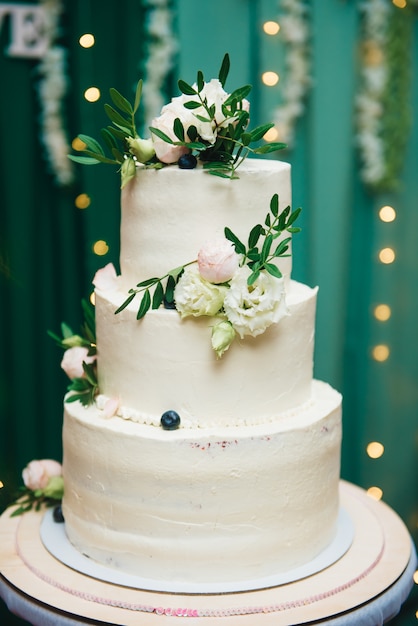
[37,0,74,186]
[355,0,390,187]
[140,0,178,132]
[273,0,311,147]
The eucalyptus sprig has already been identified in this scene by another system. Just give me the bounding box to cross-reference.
[115,263,195,320]
[150,53,286,179]
[224,193,301,285]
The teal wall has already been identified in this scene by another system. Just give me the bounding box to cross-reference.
[0,0,417,622]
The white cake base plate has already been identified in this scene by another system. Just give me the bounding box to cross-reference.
[40,507,353,594]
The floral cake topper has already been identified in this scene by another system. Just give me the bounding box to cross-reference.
[69,54,286,187]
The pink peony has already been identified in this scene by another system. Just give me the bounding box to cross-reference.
[197,237,240,284]
[93,263,118,291]
[151,106,191,164]
[22,459,62,492]
[61,346,96,380]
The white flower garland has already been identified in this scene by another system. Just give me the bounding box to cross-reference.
[272,0,311,147]
[355,0,390,187]
[37,0,74,186]
[140,0,178,132]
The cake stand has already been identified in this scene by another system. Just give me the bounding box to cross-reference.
[0,481,416,626]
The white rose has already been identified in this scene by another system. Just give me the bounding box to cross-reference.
[151,102,193,163]
[197,237,240,284]
[200,79,250,135]
[223,266,288,338]
[22,459,62,492]
[61,346,96,380]
[93,263,118,291]
[174,265,228,318]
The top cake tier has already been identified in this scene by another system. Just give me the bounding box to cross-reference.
[119,159,292,291]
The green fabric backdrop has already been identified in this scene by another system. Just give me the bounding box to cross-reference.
[0,0,417,623]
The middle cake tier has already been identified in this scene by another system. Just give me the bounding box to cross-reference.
[94,279,318,428]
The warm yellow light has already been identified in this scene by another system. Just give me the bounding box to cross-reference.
[392,0,407,7]
[93,240,109,256]
[79,33,95,48]
[374,304,391,322]
[263,21,280,36]
[262,71,280,87]
[413,570,418,585]
[75,193,91,209]
[378,247,395,264]
[372,344,390,362]
[263,127,279,142]
[367,486,383,501]
[379,205,396,223]
[0,480,3,489]
[84,87,101,103]
[366,441,385,459]
[72,136,86,151]
[90,291,96,306]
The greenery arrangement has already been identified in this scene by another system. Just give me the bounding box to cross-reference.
[48,299,97,406]
[69,54,286,186]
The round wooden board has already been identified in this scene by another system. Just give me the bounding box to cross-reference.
[0,481,414,625]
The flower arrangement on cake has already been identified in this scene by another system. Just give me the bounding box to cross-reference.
[69,54,286,186]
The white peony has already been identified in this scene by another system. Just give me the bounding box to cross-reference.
[174,265,227,318]
[223,266,288,338]
[197,237,240,284]
[151,104,191,163]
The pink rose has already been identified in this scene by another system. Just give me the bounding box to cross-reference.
[93,263,118,291]
[61,346,96,380]
[22,459,62,491]
[197,238,240,284]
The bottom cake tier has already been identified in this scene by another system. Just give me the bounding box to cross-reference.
[62,380,342,584]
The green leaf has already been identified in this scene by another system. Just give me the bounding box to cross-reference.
[152,281,164,309]
[253,142,287,154]
[133,79,143,114]
[224,85,252,106]
[241,133,251,146]
[173,117,185,142]
[165,274,176,304]
[168,265,186,279]
[196,70,204,92]
[273,237,291,257]
[109,88,133,115]
[286,206,302,226]
[183,100,202,110]
[78,134,105,155]
[264,263,282,279]
[75,149,118,165]
[149,127,174,144]
[136,277,160,288]
[261,234,273,262]
[114,292,136,314]
[218,53,230,87]
[100,127,119,152]
[178,79,197,96]
[137,289,151,319]
[249,123,274,142]
[247,269,260,286]
[270,194,279,217]
[68,155,101,165]
[224,227,246,255]
[187,125,198,142]
[248,224,263,248]
[104,104,131,131]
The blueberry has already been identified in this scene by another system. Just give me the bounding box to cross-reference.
[161,410,181,430]
[53,505,65,523]
[178,154,197,169]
